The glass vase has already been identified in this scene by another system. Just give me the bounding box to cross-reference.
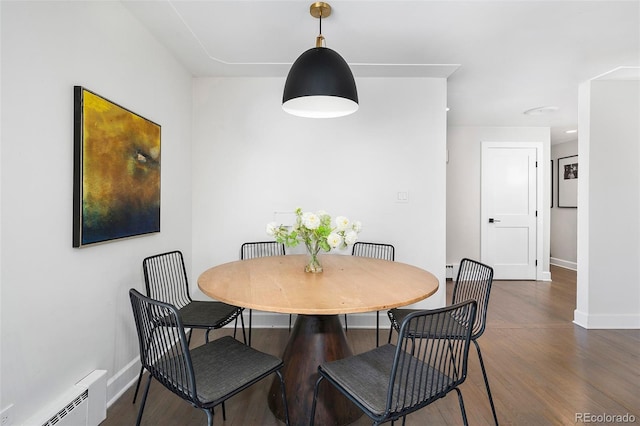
[305,240,323,273]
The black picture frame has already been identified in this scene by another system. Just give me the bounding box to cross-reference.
[73,86,161,247]
[557,155,578,208]
[550,159,554,208]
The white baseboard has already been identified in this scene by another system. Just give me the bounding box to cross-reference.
[550,257,577,271]
[245,311,296,328]
[574,309,640,329]
[245,311,382,329]
[573,309,589,328]
[107,356,140,408]
[342,312,389,329]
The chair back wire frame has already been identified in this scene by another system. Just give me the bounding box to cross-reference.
[388,258,493,339]
[240,241,285,260]
[143,250,193,310]
[351,241,395,345]
[452,258,494,339]
[388,301,476,418]
[351,241,395,261]
[240,241,286,344]
[129,289,201,419]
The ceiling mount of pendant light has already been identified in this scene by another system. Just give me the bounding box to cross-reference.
[282,2,359,118]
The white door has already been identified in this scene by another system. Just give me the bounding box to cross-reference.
[481,143,538,279]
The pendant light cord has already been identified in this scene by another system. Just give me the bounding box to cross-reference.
[316,13,325,47]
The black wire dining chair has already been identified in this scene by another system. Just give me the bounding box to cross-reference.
[388,258,498,425]
[240,241,287,346]
[310,300,478,426]
[129,289,290,426]
[131,250,246,404]
[351,241,395,346]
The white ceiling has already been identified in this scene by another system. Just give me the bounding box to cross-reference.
[123,0,640,144]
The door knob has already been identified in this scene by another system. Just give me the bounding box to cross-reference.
[489,218,501,223]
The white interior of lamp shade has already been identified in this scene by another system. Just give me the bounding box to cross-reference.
[282,95,359,118]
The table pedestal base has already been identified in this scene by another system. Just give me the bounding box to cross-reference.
[268,314,363,426]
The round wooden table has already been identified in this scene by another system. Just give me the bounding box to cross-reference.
[198,254,439,426]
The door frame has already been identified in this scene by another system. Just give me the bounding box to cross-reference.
[481,141,545,281]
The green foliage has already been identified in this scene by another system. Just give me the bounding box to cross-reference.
[267,207,361,253]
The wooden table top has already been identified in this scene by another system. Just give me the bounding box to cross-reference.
[197,254,439,315]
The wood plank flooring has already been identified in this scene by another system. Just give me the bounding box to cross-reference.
[103,266,640,425]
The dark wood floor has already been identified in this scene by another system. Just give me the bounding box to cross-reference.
[103,266,640,425]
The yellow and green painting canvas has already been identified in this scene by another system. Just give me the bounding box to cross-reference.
[73,87,160,247]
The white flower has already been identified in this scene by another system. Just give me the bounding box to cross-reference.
[344,230,359,245]
[266,222,278,236]
[327,232,342,248]
[302,212,320,229]
[335,216,350,231]
[268,208,361,252]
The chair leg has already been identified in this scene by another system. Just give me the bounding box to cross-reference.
[474,339,499,425]
[455,388,469,426]
[240,310,247,345]
[288,314,292,332]
[376,311,380,347]
[233,316,238,339]
[309,375,325,426]
[136,374,153,426]
[248,309,253,346]
[132,366,144,404]
[276,370,290,426]
[233,309,248,345]
[344,314,348,331]
[388,324,395,344]
[222,401,226,421]
[203,408,214,426]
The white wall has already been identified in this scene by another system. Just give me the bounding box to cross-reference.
[191,77,449,325]
[0,2,192,423]
[446,126,551,278]
[575,79,640,329]
[551,140,578,269]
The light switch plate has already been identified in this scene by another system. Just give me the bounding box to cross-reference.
[396,191,409,203]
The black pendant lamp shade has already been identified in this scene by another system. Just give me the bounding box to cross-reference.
[282,2,358,118]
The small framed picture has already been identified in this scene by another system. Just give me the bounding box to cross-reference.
[550,160,554,208]
[557,155,578,208]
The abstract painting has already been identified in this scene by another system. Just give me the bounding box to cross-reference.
[73,86,161,247]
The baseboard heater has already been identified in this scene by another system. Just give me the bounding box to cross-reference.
[27,370,107,426]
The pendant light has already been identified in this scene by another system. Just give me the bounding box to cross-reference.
[282,2,358,118]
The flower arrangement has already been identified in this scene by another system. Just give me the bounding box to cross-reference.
[267,208,362,273]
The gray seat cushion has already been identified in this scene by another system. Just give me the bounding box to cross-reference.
[178,301,240,328]
[189,336,282,403]
[388,309,469,339]
[320,344,449,417]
